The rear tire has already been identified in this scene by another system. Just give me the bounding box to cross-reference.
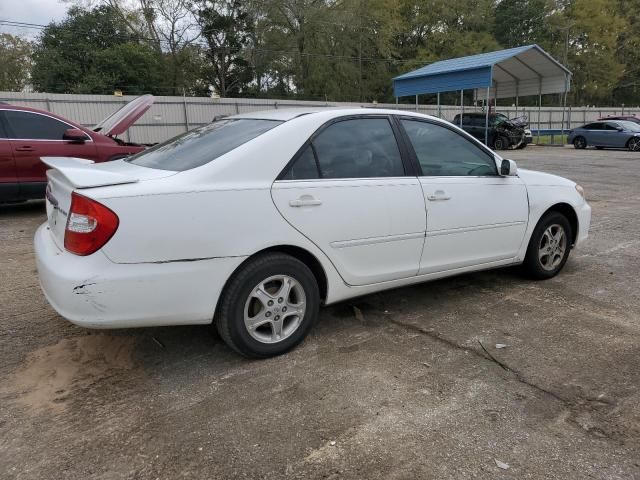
[215,253,320,358]
[523,212,572,280]
[573,136,587,149]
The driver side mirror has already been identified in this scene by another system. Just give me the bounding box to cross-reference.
[63,128,87,143]
[500,159,518,176]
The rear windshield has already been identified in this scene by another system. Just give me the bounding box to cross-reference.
[127,119,282,171]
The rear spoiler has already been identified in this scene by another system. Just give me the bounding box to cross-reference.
[41,157,139,189]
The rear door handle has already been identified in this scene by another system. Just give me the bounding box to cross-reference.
[289,195,322,207]
[427,190,451,201]
[15,146,35,152]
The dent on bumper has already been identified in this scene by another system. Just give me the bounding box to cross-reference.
[34,223,246,328]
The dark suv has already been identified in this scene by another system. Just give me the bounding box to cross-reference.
[452,112,526,150]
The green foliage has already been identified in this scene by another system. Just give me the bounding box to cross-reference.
[15,0,640,105]
[31,5,165,94]
[0,34,33,91]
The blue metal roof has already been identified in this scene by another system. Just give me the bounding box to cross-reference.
[393,44,571,98]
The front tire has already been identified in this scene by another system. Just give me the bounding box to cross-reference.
[627,137,640,152]
[215,253,320,358]
[493,135,509,150]
[523,212,572,280]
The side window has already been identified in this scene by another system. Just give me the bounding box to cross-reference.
[282,145,319,180]
[0,113,7,138]
[584,123,601,130]
[312,118,404,179]
[604,123,619,130]
[401,119,498,177]
[3,110,72,140]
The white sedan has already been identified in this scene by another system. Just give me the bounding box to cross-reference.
[35,108,591,357]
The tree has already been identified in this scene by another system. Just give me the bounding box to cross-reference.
[560,0,627,105]
[494,0,553,49]
[0,34,33,92]
[31,5,166,94]
[197,0,254,97]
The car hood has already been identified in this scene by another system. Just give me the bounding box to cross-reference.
[93,94,154,137]
[517,168,575,187]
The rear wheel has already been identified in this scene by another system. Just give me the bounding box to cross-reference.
[493,135,509,150]
[573,136,587,149]
[627,137,640,152]
[523,212,572,279]
[215,253,320,358]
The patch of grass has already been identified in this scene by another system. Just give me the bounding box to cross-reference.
[534,134,568,145]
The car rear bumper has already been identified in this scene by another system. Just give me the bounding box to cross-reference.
[34,223,246,328]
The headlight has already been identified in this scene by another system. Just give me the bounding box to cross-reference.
[575,184,585,200]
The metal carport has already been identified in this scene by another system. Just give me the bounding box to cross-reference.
[393,44,572,145]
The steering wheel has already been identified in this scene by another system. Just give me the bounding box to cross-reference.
[467,164,494,176]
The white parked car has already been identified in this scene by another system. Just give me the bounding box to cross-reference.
[35,108,591,357]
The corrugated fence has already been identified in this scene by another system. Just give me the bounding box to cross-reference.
[1,91,637,145]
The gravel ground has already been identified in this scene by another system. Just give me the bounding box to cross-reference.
[1,146,639,479]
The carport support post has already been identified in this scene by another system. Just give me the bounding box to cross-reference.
[538,80,542,143]
[560,75,568,144]
[460,90,464,127]
[415,94,418,111]
[485,85,490,146]
[437,92,441,118]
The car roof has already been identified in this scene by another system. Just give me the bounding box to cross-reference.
[0,103,53,115]
[229,107,443,122]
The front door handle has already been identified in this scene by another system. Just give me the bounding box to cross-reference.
[427,190,451,201]
[15,146,35,152]
[289,195,322,207]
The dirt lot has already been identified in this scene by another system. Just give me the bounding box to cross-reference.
[1,146,639,479]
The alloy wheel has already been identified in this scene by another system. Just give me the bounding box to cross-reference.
[629,137,640,152]
[243,275,307,344]
[538,224,567,271]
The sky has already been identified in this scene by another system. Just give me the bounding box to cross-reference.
[0,0,67,37]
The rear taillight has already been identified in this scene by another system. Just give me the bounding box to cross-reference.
[64,192,119,256]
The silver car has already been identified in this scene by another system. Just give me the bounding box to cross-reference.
[568,120,640,151]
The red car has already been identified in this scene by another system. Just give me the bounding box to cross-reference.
[598,115,640,124]
[0,95,154,202]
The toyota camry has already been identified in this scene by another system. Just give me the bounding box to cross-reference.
[35,108,591,357]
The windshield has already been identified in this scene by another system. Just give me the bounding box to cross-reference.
[127,119,283,171]
[618,121,640,132]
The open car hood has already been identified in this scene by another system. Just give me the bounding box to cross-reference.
[509,115,528,127]
[93,94,154,137]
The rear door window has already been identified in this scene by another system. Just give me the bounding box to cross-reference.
[313,118,405,179]
[128,119,282,171]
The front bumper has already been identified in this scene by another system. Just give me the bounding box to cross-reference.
[575,201,591,247]
[34,223,246,328]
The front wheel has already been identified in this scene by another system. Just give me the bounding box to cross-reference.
[627,137,640,152]
[523,212,572,280]
[493,135,509,150]
[215,253,320,358]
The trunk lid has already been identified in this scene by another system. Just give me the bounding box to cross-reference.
[92,94,155,137]
[43,156,173,250]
